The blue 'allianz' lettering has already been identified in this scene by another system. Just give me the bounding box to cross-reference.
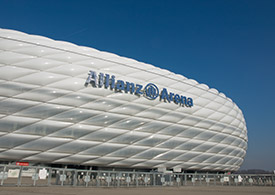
[85,70,193,107]
[135,84,143,95]
[116,80,125,91]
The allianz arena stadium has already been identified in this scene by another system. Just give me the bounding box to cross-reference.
[0,29,247,172]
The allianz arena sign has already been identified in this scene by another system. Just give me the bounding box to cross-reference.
[85,70,193,107]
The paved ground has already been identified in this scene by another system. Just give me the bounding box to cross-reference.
[0,186,274,195]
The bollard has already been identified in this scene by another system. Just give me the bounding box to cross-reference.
[136,173,138,187]
[85,172,90,187]
[17,166,23,187]
[32,167,38,186]
[47,168,52,186]
[0,165,7,186]
[184,174,187,186]
[73,170,77,186]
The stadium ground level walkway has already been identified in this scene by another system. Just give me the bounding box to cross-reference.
[0,164,274,187]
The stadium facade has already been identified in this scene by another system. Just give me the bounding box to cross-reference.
[0,29,247,172]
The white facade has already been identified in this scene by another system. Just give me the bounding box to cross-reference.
[0,29,247,171]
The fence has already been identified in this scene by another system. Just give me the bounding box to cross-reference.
[0,164,274,187]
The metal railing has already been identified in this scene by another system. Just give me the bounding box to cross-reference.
[0,164,274,187]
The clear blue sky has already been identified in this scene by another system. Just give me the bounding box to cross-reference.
[1,0,274,171]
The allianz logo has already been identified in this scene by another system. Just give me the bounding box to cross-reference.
[85,70,193,107]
